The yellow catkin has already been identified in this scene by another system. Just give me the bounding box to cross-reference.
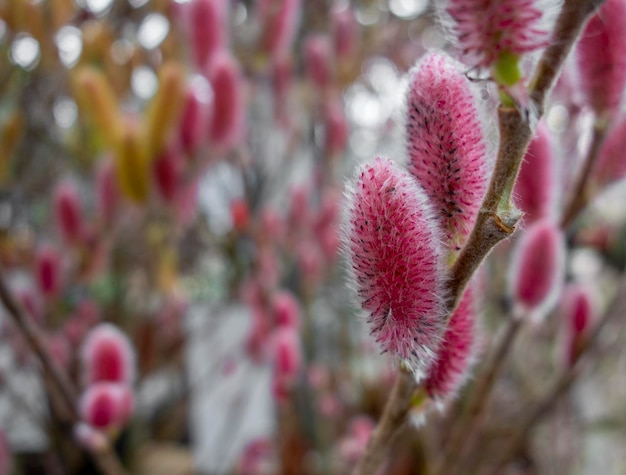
[114,118,151,203]
[73,66,122,147]
[144,62,185,160]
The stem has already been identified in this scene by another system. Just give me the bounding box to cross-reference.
[434,315,523,475]
[560,123,607,228]
[488,271,626,473]
[0,265,128,475]
[353,370,417,475]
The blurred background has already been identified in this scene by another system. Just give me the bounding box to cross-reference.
[0,0,625,474]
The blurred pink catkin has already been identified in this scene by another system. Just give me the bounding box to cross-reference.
[444,0,549,68]
[576,0,626,117]
[509,218,565,318]
[80,323,136,386]
[343,157,445,375]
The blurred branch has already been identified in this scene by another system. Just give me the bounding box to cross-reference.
[353,370,417,475]
[0,265,129,475]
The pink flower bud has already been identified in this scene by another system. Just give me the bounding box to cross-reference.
[79,382,134,430]
[443,0,549,68]
[271,290,300,329]
[343,157,445,375]
[270,327,301,403]
[188,0,227,69]
[230,198,250,232]
[179,81,212,155]
[509,218,565,318]
[304,34,333,90]
[424,286,477,400]
[514,122,555,225]
[576,0,626,117]
[35,244,62,298]
[331,6,359,60]
[560,283,595,367]
[591,114,626,189]
[153,145,183,203]
[258,0,301,60]
[272,327,301,380]
[206,53,245,151]
[80,323,136,386]
[54,180,84,245]
[407,52,488,250]
[95,157,120,226]
[323,96,348,159]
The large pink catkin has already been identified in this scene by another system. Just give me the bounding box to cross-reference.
[188,0,227,69]
[514,122,555,225]
[343,157,445,375]
[509,218,565,318]
[576,0,626,117]
[443,0,549,68]
[258,0,301,60]
[424,285,477,401]
[407,52,487,250]
[54,180,84,245]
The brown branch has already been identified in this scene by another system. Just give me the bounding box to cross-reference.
[353,370,417,475]
[0,265,128,475]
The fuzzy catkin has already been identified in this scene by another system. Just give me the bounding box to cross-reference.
[424,285,477,400]
[442,0,549,69]
[407,52,487,251]
[343,157,445,376]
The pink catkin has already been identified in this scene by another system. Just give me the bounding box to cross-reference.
[206,53,245,151]
[343,157,445,374]
[510,218,565,316]
[514,122,555,225]
[271,290,301,329]
[79,382,134,430]
[591,114,626,189]
[80,323,136,386]
[331,6,359,60]
[54,180,84,245]
[560,284,594,367]
[179,83,212,156]
[444,0,549,68]
[153,145,183,203]
[258,0,301,60]
[323,95,349,158]
[35,244,62,298]
[407,53,487,250]
[188,0,227,69]
[576,0,626,116]
[424,285,476,400]
[304,34,333,90]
